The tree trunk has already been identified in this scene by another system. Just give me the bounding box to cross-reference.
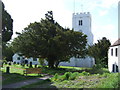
[55,61,60,68]
[48,59,54,68]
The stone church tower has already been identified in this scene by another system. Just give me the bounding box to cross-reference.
[72,12,93,45]
[59,12,95,67]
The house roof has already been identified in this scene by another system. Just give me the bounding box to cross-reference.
[111,38,120,47]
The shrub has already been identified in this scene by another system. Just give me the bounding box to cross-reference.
[52,73,59,81]
[102,73,110,77]
[2,60,7,64]
[13,62,16,64]
[59,75,66,81]
[21,63,25,67]
[69,72,79,80]
[82,71,90,76]
[51,72,81,82]
[64,72,72,80]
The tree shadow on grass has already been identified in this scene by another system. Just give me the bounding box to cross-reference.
[21,79,58,89]
[2,71,43,85]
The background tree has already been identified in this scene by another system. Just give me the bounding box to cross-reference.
[2,1,13,60]
[88,37,111,67]
[12,11,87,68]
[2,2,13,42]
[2,42,14,61]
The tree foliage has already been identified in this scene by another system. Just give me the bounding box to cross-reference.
[88,37,111,67]
[2,42,14,61]
[2,1,13,61]
[2,1,13,42]
[12,11,87,68]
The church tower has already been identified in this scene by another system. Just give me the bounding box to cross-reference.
[72,12,93,45]
[59,4,95,67]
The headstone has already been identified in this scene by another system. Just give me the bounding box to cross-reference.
[29,62,32,68]
[35,64,37,68]
[6,67,10,73]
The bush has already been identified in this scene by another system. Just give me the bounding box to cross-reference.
[52,73,59,81]
[21,63,25,67]
[69,72,79,80]
[51,72,80,82]
[102,73,110,77]
[64,72,72,80]
[13,62,16,64]
[81,71,90,76]
[2,60,7,64]
[92,64,102,70]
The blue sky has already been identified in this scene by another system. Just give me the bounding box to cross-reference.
[2,0,119,44]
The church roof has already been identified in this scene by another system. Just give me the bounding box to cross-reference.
[111,38,120,47]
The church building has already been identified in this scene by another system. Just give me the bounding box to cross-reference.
[59,12,95,67]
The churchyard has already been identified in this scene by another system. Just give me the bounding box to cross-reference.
[1,63,119,88]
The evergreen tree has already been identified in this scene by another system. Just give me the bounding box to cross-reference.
[2,1,13,42]
[88,37,111,67]
[12,11,87,68]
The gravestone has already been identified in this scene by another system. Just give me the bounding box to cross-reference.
[6,67,10,73]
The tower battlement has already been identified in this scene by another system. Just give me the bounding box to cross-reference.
[73,12,90,16]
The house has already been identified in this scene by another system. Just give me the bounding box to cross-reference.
[13,53,39,65]
[59,12,95,67]
[108,38,120,73]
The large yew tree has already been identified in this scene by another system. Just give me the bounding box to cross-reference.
[12,11,87,68]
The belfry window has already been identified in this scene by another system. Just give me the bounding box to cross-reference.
[81,20,82,25]
[79,20,81,25]
[79,20,83,26]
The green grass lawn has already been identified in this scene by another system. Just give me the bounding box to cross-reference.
[21,72,119,88]
[1,64,119,88]
[1,64,43,85]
